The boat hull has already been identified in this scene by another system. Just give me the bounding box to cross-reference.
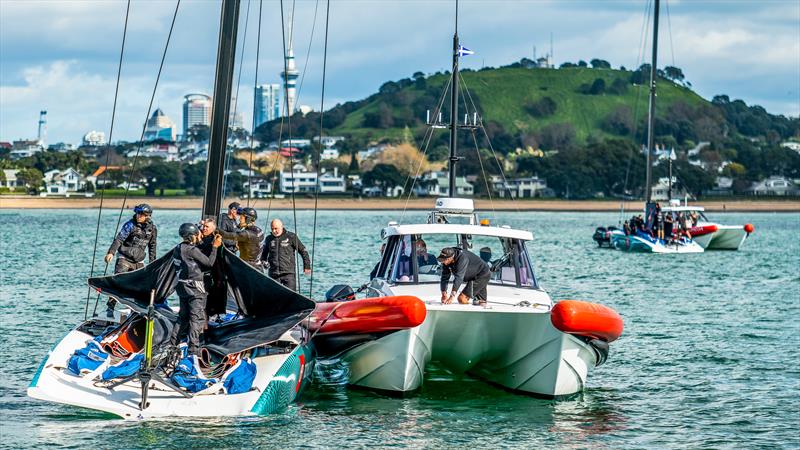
[340,304,601,398]
[705,226,749,250]
[611,234,704,253]
[27,324,313,419]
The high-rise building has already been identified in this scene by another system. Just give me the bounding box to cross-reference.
[182,93,211,137]
[254,84,280,128]
[280,22,299,117]
[144,108,177,141]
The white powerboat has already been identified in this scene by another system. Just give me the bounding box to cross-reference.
[664,204,754,250]
[335,198,623,398]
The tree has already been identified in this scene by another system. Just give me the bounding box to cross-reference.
[362,163,404,189]
[182,162,206,195]
[602,106,634,136]
[348,151,360,173]
[590,59,611,69]
[525,96,557,117]
[588,78,606,95]
[186,124,210,143]
[365,143,429,177]
[16,168,44,193]
[607,78,629,95]
[664,66,685,84]
[537,123,576,150]
[141,160,181,196]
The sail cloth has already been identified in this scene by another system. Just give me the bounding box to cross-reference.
[88,247,315,356]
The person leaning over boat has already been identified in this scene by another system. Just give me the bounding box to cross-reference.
[103,203,157,315]
[169,223,222,356]
[261,219,311,291]
[218,201,240,253]
[215,207,265,270]
[437,247,491,307]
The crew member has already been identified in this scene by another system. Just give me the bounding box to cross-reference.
[169,223,222,356]
[416,239,438,267]
[103,203,158,315]
[262,219,311,291]
[218,202,240,253]
[438,247,491,306]
[216,207,265,270]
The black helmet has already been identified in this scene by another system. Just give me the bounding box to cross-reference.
[178,223,200,239]
[238,207,257,224]
[134,203,153,215]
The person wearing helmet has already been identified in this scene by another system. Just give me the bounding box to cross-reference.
[261,218,311,291]
[103,203,158,316]
[215,206,265,270]
[169,223,222,356]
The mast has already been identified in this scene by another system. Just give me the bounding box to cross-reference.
[644,0,660,203]
[203,0,241,219]
[448,0,460,198]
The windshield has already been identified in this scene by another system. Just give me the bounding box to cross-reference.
[383,233,538,289]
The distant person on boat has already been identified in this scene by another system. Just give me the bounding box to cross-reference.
[262,218,311,291]
[369,243,386,279]
[690,211,699,227]
[169,223,222,357]
[664,213,674,243]
[479,247,492,265]
[623,220,632,236]
[216,207,265,270]
[415,239,438,267]
[103,203,158,316]
[218,202,240,253]
[437,247,491,307]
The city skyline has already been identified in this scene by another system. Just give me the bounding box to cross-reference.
[1,0,798,144]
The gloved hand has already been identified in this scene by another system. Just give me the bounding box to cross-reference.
[104,253,113,264]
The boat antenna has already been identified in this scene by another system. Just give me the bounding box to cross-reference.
[645,0,659,203]
[448,0,460,198]
[203,0,241,220]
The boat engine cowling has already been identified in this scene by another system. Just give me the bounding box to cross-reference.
[325,284,356,303]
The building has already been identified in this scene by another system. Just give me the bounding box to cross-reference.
[650,177,687,201]
[10,140,43,160]
[279,164,346,194]
[144,109,177,141]
[280,138,311,149]
[182,93,211,137]
[320,148,340,160]
[746,176,800,196]
[83,130,106,146]
[280,24,299,116]
[48,142,75,152]
[243,177,274,198]
[413,171,473,197]
[313,136,345,148]
[126,143,179,161]
[491,175,552,198]
[781,141,800,153]
[43,168,85,195]
[1,169,20,189]
[254,84,280,128]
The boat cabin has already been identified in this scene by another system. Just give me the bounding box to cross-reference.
[372,198,539,290]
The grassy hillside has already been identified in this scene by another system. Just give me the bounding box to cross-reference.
[330,66,708,144]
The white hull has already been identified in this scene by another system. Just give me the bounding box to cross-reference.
[340,284,600,398]
[699,225,749,250]
[28,326,310,419]
[612,234,705,254]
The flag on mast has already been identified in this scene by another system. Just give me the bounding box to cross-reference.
[458,45,475,57]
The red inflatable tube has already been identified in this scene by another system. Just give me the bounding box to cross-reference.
[309,296,427,336]
[551,300,624,343]
[688,224,718,237]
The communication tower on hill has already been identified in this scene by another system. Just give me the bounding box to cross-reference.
[37,110,47,148]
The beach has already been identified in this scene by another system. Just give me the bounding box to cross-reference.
[0,195,798,212]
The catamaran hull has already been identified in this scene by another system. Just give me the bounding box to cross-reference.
[28,326,313,420]
[611,234,704,253]
[340,307,599,398]
[704,226,749,250]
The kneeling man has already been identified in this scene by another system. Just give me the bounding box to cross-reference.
[437,247,491,306]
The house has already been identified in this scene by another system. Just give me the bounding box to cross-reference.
[243,177,274,198]
[280,138,311,148]
[318,167,346,193]
[279,164,346,194]
[746,176,800,196]
[651,177,688,201]
[126,143,179,161]
[43,168,85,195]
[413,171,473,197]
[490,175,550,198]
[320,148,340,160]
[91,166,124,188]
[313,136,345,148]
[2,169,20,188]
[781,141,800,153]
[703,176,734,196]
[10,140,43,160]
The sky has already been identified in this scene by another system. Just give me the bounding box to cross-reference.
[1,0,798,145]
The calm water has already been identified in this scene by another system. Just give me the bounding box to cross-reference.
[1,208,798,449]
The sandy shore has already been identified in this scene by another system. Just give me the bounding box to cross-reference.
[1,195,798,212]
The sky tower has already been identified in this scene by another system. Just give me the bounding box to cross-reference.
[280,18,299,117]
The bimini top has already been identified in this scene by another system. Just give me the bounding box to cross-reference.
[382,223,533,241]
[662,206,705,213]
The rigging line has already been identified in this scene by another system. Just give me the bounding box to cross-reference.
[247,0,264,207]
[93,0,181,318]
[309,0,330,298]
[224,0,252,205]
[459,72,519,212]
[279,0,299,278]
[665,0,676,68]
[84,0,131,321]
[471,128,496,220]
[294,0,320,107]
[398,73,453,224]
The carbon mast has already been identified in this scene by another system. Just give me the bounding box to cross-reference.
[448,0,460,198]
[644,0,660,203]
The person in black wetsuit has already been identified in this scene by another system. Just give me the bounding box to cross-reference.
[216,207,265,271]
[169,223,222,356]
[437,247,491,306]
[218,202,240,253]
[103,203,158,315]
[262,218,311,291]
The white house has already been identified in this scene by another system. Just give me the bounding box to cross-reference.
[2,169,20,188]
[318,167,346,193]
[320,148,340,160]
[650,177,688,201]
[44,168,84,195]
[243,177,274,198]
[279,164,346,194]
[413,171,473,197]
[10,140,43,160]
[781,141,800,153]
[746,176,799,196]
[491,175,549,198]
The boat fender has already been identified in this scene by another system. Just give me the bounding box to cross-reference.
[551,300,624,343]
[744,223,755,234]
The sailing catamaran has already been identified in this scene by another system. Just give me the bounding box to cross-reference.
[322,5,624,398]
[608,0,704,254]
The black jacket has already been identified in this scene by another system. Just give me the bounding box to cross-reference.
[108,218,157,263]
[171,242,218,282]
[217,225,264,267]
[262,230,311,276]
[218,213,239,251]
[440,249,490,293]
